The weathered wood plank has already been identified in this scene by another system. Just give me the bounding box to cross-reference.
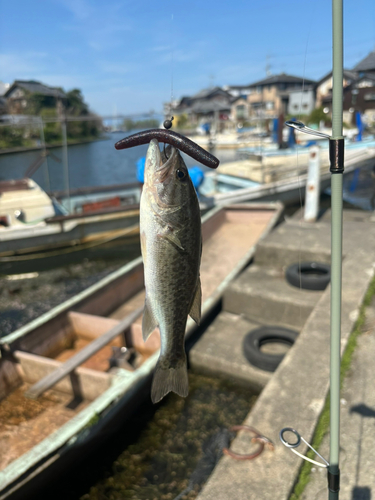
[25,306,143,399]
[15,351,112,400]
[68,311,120,340]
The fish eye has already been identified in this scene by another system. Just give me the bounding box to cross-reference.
[176,169,186,180]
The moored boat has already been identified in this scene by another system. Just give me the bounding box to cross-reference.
[0,178,141,275]
[199,144,375,207]
[0,201,283,499]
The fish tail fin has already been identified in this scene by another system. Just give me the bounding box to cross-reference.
[151,355,189,404]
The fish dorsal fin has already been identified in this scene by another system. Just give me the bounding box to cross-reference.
[142,299,158,341]
[189,277,201,325]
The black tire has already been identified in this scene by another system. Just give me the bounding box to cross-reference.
[285,262,331,291]
[243,326,299,372]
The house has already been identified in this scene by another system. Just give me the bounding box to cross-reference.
[315,70,357,108]
[223,84,253,98]
[288,86,315,116]
[230,96,250,123]
[172,86,233,130]
[317,51,375,125]
[341,73,375,124]
[4,80,66,115]
[246,73,316,119]
[353,50,375,73]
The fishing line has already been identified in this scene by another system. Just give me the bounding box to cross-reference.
[170,13,174,112]
[164,12,175,159]
[293,2,316,328]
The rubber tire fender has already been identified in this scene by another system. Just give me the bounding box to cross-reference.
[285,262,331,291]
[243,326,299,372]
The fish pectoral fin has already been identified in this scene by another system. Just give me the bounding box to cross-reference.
[142,300,158,341]
[157,227,184,250]
[189,277,202,325]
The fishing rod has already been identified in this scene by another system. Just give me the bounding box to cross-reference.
[280,0,344,498]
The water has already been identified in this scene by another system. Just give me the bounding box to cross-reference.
[1,132,373,210]
[0,132,239,193]
[33,373,257,500]
[341,166,375,210]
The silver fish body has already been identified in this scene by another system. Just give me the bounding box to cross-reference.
[140,139,202,403]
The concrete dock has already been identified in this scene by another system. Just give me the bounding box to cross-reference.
[189,209,375,500]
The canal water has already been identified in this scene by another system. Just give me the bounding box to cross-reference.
[35,373,258,500]
[0,131,239,192]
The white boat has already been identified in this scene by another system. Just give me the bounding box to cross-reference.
[199,144,375,207]
[0,178,141,275]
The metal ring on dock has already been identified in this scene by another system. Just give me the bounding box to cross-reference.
[222,425,274,461]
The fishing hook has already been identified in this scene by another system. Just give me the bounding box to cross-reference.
[115,129,220,169]
[222,425,274,461]
[279,427,329,468]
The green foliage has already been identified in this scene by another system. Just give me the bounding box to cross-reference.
[0,126,27,148]
[40,108,62,143]
[25,91,57,115]
[83,412,100,431]
[307,107,331,127]
[2,86,102,148]
[65,88,89,116]
[175,113,189,128]
[122,118,159,131]
[285,114,309,122]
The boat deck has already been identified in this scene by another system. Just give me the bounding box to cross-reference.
[0,385,88,470]
[0,204,281,484]
[217,147,375,184]
[110,209,273,322]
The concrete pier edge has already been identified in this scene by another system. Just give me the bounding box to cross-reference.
[196,216,375,500]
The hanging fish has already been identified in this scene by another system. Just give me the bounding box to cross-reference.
[140,139,202,403]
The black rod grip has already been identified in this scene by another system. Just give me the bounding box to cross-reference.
[329,138,345,174]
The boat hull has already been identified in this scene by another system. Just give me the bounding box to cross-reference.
[0,203,283,499]
[0,208,140,275]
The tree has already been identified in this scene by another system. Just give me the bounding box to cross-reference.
[65,89,89,116]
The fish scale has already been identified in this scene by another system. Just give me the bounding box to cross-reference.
[140,139,202,403]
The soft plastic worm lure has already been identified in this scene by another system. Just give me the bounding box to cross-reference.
[115,129,220,169]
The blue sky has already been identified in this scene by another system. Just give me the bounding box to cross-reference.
[1,0,375,116]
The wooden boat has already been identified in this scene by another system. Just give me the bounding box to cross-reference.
[0,178,141,275]
[0,201,283,499]
[199,145,375,207]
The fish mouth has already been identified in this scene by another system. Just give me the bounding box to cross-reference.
[145,139,178,184]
